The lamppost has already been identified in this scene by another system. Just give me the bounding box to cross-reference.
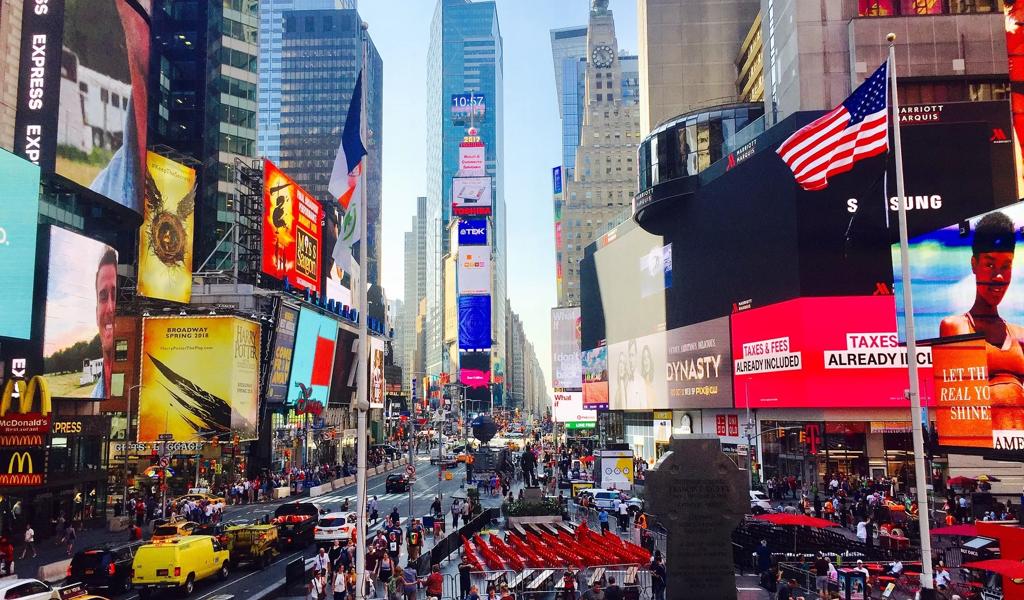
[122,384,142,515]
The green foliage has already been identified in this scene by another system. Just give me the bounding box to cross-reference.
[44,334,102,375]
[57,144,115,166]
[503,499,562,518]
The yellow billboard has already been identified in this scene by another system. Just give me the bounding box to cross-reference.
[137,151,196,303]
[443,255,457,343]
[138,316,260,442]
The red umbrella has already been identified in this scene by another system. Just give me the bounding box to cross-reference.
[948,476,977,487]
[754,513,839,528]
[963,559,1024,579]
[931,524,979,537]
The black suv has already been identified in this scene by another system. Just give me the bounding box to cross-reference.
[68,541,143,594]
[385,473,410,493]
[273,501,324,548]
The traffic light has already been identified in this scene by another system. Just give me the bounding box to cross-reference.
[798,430,807,444]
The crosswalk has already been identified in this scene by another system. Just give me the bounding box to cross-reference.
[313,490,439,508]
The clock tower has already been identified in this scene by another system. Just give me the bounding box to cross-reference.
[584,0,621,117]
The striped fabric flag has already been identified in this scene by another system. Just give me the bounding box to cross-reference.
[777,61,889,191]
[328,72,367,210]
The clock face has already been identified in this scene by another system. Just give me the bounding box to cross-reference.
[592,45,614,68]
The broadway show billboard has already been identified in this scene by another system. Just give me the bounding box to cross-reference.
[551,307,582,390]
[262,160,322,294]
[138,316,260,442]
[137,152,195,303]
[731,296,932,409]
[43,227,117,399]
[287,308,338,406]
[264,304,299,404]
[369,336,385,409]
[16,0,151,214]
[0,150,41,340]
[582,346,608,410]
[665,317,733,408]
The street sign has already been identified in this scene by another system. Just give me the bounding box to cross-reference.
[406,464,416,477]
[564,421,596,430]
[737,445,749,456]
[157,433,173,441]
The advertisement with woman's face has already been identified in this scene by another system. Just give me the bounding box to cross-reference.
[898,202,1024,451]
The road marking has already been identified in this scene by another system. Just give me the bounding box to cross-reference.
[192,550,304,600]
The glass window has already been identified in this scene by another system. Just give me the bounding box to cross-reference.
[115,339,128,362]
[607,93,614,101]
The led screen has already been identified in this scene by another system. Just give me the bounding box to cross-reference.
[0,150,41,340]
[287,308,338,405]
[459,295,491,350]
[262,160,322,294]
[264,305,299,404]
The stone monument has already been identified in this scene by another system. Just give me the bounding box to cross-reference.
[645,434,750,600]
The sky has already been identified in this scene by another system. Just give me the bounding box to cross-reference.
[358,0,638,390]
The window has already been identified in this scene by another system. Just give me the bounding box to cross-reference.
[596,94,603,101]
[596,81,602,89]
[115,339,128,362]
[607,93,614,101]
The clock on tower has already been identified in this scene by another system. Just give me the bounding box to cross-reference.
[591,45,614,68]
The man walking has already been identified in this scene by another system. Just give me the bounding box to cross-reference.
[616,499,629,533]
[19,524,35,559]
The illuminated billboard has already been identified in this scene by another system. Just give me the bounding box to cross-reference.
[551,307,582,390]
[452,176,492,216]
[262,160,322,294]
[16,0,151,214]
[608,331,667,410]
[553,391,596,423]
[137,151,195,303]
[582,346,608,410]
[369,336,385,409]
[665,317,732,408]
[459,295,491,350]
[457,247,491,295]
[460,352,490,388]
[138,316,260,442]
[457,219,487,246]
[43,227,117,399]
[458,143,485,177]
[329,328,358,406]
[0,150,41,340]
[287,308,338,406]
[264,304,299,404]
[450,93,485,122]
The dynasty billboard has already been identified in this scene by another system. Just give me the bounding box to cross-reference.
[43,227,117,399]
[262,160,322,294]
[15,0,151,214]
[551,307,582,390]
[0,150,41,340]
[665,317,732,408]
[137,152,195,303]
[138,316,260,442]
[264,304,299,404]
[731,296,933,409]
[287,308,338,406]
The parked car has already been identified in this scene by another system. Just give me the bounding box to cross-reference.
[272,501,323,548]
[385,474,411,493]
[750,490,773,514]
[131,536,230,598]
[67,542,143,594]
[313,512,358,549]
[575,489,644,513]
[0,580,53,600]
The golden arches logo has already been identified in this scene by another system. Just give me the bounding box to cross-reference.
[0,377,51,417]
[7,451,32,474]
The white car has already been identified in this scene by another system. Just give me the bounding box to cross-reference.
[750,490,773,514]
[314,512,358,548]
[0,580,52,600]
[578,489,644,513]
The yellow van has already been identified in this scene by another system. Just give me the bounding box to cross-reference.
[131,535,230,598]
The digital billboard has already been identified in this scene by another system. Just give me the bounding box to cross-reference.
[1005,1,1024,197]
[262,160,322,294]
[458,247,491,295]
[460,352,490,388]
[665,317,733,408]
[608,331,668,411]
[459,295,491,350]
[450,93,486,122]
[264,304,299,404]
[458,219,488,246]
[931,338,992,449]
[581,346,608,410]
[731,296,933,409]
[16,0,151,214]
[43,227,117,399]
[0,150,41,340]
[329,328,358,406]
[137,151,195,303]
[452,176,492,216]
[551,307,582,390]
[369,336,385,409]
[553,391,596,423]
[138,316,260,442]
[287,308,338,406]
[458,143,485,177]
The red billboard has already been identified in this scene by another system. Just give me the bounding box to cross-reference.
[731,296,933,408]
[262,160,322,294]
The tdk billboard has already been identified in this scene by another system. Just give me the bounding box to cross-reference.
[458,219,487,246]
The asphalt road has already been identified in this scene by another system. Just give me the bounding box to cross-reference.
[47,454,485,600]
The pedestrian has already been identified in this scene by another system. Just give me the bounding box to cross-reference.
[20,524,35,559]
[560,567,577,600]
[616,500,629,532]
[329,540,344,574]
[407,519,424,561]
[369,496,380,525]
[424,564,443,600]
[604,576,623,600]
[386,571,403,600]
[814,553,829,596]
[452,498,462,528]
[64,522,76,556]
[308,569,327,600]
[650,553,666,600]
[314,547,331,576]
[458,558,473,599]
[776,578,797,600]
[598,508,610,533]
[461,498,471,524]
[332,568,347,600]
[581,580,604,600]
[466,584,481,600]
[402,564,419,600]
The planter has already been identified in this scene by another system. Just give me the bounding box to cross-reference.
[506,516,563,527]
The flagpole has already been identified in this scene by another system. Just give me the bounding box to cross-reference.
[888,32,935,599]
[354,22,370,600]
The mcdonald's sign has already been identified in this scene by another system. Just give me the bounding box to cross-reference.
[0,363,52,438]
[0,448,45,487]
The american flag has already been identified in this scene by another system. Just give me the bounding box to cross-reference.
[777,61,889,191]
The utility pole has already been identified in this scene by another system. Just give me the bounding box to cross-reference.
[408,376,416,519]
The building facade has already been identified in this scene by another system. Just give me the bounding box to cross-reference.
[257,0,356,163]
[637,0,760,134]
[424,0,506,391]
[0,0,22,151]
[401,196,428,394]
[278,8,383,286]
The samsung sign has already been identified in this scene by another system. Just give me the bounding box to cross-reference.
[458,219,487,246]
[14,0,65,169]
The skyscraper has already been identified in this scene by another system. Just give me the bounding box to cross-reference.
[425,0,505,388]
[550,26,587,179]
[150,0,260,275]
[401,196,428,393]
[257,0,356,163]
[277,8,383,287]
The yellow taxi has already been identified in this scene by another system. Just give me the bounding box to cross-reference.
[132,535,230,598]
[175,492,226,507]
[151,518,199,541]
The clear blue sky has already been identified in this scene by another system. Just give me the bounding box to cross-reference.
[358,0,638,389]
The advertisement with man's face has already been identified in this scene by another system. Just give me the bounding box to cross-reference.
[898,203,1024,451]
[52,0,149,213]
[0,151,41,340]
[137,152,195,303]
[43,227,117,399]
[262,160,322,294]
[138,317,260,442]
[731,296,933,408]
[608,331,668,411]
[551,307,582,390]
[665,317,733,408]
